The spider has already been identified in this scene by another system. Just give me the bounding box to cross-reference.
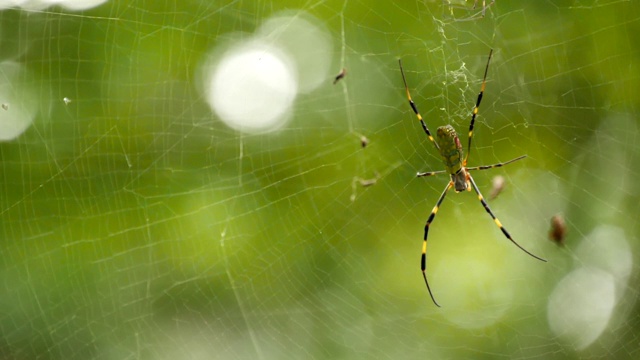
[398,49,546,307]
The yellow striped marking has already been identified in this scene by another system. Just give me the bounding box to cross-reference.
[422,241,427,253]
[494,218,503,227]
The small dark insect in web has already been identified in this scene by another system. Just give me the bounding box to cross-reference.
[333,68,347,84]
[549,214,567,246]
[360,135,369,148]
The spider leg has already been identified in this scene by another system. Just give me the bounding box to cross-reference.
[421,181,453,307]
[467,174,547,262]
[465,155,527,171]
[399,59,440,151]
[465,49,493,166]
[417,169,447,177]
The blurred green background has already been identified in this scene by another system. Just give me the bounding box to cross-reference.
[0,1,639,359]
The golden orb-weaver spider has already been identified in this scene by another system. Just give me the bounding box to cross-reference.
[398,49,546,307]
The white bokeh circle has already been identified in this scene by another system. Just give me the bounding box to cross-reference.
[206,42,298,133]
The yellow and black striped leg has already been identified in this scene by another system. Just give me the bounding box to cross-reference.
[465,49,493,166]
[465,155,527,171]
[422,181,453,307]
[399,59,440,151]
[467,175,547,262]
[417,169,447,177]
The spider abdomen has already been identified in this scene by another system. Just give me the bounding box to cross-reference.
[436,125,463,170]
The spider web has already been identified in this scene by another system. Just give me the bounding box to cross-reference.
[0,1,639,359]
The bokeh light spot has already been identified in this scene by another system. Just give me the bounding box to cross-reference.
[206,42,297,133]
[0,61,37,141]
[574,225,632,300]
[547,267,616,350]
[258,11,333,94]
[0,0,108,10]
